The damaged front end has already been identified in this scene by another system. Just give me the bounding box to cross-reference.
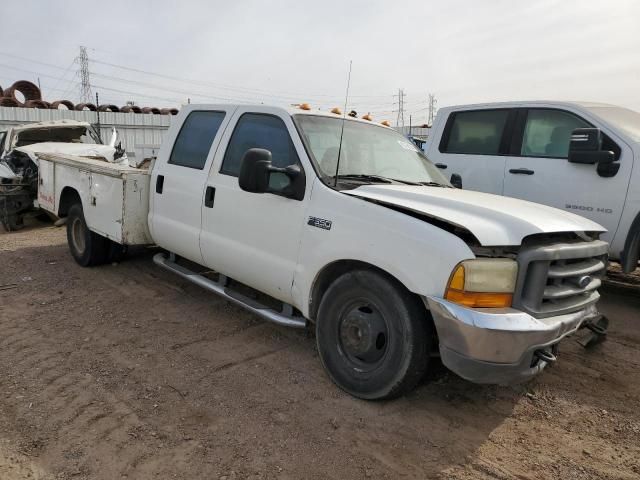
[0,150,38,231]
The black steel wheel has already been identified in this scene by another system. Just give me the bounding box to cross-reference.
[316,269,432,400]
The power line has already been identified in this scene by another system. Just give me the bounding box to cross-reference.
[49,58,77,97]
[89,56,397,102]
[0,50,70,72]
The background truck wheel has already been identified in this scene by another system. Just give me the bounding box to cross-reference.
[66,203,109,267]
[106,240,127,263]
[316,270,432,400]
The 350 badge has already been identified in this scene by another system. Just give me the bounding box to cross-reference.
[307,216,332,230]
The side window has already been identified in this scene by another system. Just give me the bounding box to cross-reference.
[221,113,300,177]
[168,111,225,169]
[442,109,509,155]
[521,109,590,158]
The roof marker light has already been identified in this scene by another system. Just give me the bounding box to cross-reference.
[362,113,372,121]
[331,107,342,115]
[380,120,391,127]
[299,103,311,110]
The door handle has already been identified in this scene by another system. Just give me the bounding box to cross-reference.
[204,186,216,208]
[509,168,534,175]
[435,163,447,169]
[155,175,164,194]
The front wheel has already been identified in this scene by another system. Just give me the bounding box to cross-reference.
[66,203,109,267]
[316,270,432,400]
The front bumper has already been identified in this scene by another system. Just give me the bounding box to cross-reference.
[426,297,601,384]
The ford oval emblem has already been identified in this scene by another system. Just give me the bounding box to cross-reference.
[577,276,592,288]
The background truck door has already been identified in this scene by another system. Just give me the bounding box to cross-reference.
[150,108,231,263]
[429,108,514,194]
[200,108,309,304]
[503,108,632,243]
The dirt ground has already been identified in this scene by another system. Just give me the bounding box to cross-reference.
[1,220,639,480]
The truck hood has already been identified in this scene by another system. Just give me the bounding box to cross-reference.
[14,142,124,164]
[345,185,605,246]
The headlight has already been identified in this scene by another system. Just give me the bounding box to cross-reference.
[445,259,518,308]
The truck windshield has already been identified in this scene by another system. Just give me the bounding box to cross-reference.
[586,105,640,142]
[14,126,101,148]
[294,114,450,186]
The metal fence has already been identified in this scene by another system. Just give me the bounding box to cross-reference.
[0,106,172,161]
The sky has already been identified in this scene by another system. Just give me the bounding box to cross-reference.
[1,0,639,124]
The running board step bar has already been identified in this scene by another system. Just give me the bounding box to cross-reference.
[153,253,307,329]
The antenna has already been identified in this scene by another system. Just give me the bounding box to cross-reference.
[334,60,352,187]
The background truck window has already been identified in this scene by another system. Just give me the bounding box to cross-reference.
[521,109,589,158]
[168,111,226,169]
[444,109,509,155]
[221,113,300,177]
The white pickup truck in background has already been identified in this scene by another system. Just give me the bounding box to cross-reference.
[424,101,640,272]
[33,104,609,400]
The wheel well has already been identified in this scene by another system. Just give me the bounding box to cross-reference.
[309,260,431,323]
[621,213,640,272]
[57,187,81,217]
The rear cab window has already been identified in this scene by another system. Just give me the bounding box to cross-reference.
[168,111,226,169]
[440,109,510,155]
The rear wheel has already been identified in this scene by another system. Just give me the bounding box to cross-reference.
[66,203,109,267]
[316,270,432,400]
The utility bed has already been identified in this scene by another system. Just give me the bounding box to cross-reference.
[36,152,152,245]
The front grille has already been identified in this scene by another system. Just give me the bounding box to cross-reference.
[513,239,608,318]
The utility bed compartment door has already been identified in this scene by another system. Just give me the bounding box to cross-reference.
[37,160,55,211]
[88,173,123,241]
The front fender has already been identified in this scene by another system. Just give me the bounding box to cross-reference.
[292,180,474,317]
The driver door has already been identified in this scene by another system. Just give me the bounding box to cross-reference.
[199,107,310,304]
[503,108,632,243]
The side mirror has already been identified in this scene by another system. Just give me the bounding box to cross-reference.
[568,128,614,165]
[450,173,462,189]
[238,148,305,200]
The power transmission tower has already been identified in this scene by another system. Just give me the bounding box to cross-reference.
[427,93,437,127]
[78,46,93,103]
[393,88,406,128]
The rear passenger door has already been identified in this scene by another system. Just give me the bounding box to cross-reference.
[150,108,232,263]
[200,107,309,304]
[432,109,514,195]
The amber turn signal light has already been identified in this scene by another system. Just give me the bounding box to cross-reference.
[444,262,515,308]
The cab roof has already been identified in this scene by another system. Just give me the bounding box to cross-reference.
[11,119,91,132]
[182,103,395,129]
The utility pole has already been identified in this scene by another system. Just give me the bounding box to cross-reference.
[427,93,437,127]
[393,88,406,129]
[78,46,93,104]
[95,92,102,143]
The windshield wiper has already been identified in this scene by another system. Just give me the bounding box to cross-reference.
[416,181,452,188]
[332,174,422,186]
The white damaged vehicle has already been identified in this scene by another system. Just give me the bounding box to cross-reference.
[0,120,127,230]
[33,104,609,399]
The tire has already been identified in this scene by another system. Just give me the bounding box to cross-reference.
[316,270,432,400]
[66,203,109,267]
[106,240,127,263]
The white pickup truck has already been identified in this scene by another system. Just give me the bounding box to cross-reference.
[424,101,640,272]
[34,104,609,400]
